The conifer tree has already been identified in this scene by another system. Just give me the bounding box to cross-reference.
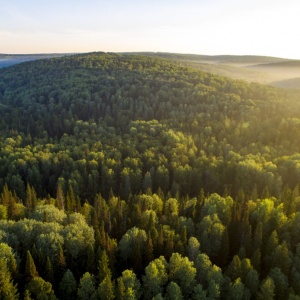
[97,250,111,283]
[59,269,77,300]
[0,258,19,300]
[116,277,126,300]
[44,256,54,284]
[97,275,115,300]
[25,251,38,283]
[56,242,66,281]
[86,244,96,274]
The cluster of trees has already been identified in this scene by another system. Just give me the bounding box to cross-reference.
[1,52,300,298]
[2,186,300,299]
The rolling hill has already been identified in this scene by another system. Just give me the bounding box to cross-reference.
[138,52,300,89]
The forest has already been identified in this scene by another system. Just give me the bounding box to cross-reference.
[1,52,300,299]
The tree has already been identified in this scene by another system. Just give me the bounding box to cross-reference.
[23,290,32,300]
[244,268,259,296]
[165,282,183,300]
[226,278,249,300]
[198,213,225,259]
[187,237,201,262]
[0,258,19,300]
[257,277,275,300]
[77,272,96,300]
[26,277,56,300]
[56,180,65,211]
[226,255,242,281]
[192,284,208,300]
[97,250,111,282]
[97,275,115,300]
[118,227,147,267]
[119,269,141,300]
[269,267,289,299]
[116,277,126,300]
[168,253,196,298]
[25,250,39,283]
[56,242,66,280]
[59,269,77,300]
[143,257,168,299]
[42,256,54,284]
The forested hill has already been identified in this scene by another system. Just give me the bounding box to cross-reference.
[1,52,300,298]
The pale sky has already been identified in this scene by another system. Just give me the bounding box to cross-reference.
[1,0,300,59]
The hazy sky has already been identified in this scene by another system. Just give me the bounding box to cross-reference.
[1,0,299,59]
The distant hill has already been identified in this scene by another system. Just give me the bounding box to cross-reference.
[0,53,72,68]
[2,52,300,89]
[134,52,300,89]
[272,77,300,89]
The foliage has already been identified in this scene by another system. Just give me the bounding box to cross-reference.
[0,52,300,298]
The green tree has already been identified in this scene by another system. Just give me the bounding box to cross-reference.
[143,256,168,299]
[165,282,183,300]
[27,277,56,300]
[257,277,275,300]
[226,278,249,300]
[192,284,208,300]
[97,275,115,300]
[25,250,39,283]
[168,253,196,298]
[187,237,200,262]
[77,272,96,300]
[116,277,126,300]
[0,258,19,300]
[59,269,77,300]
[119,269,141,300]
[44,256,54,284]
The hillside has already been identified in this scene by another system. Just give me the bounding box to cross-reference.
[140,52,300,89]
[1,52,300,298]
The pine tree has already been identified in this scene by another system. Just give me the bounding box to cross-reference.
[0,258,19,299]
[181,226,187,247]
[25,251,38,283]
[56,242,66,282]
[56,181,65,210]
[144,233,154,263]
[0,184,10,207]
[59,269,77,300]
[23,290,32,300]
[97,250,111,283]
[44,256,54,284]
[98,275,115,300]
[116,277,125,300]
[86,244,96,274]
[66,184,76,213]
[219,226,229,267]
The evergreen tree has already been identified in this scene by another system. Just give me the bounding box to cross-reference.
[44,256,54,284]
[25,251,38,283]
[97,275,115,300]
[97,250,111,283]
[0,258,19,300]
[59,269,77,300]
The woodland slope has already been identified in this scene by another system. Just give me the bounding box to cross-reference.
[0,53,300,298]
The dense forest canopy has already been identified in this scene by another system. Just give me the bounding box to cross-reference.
[1,52,300,299]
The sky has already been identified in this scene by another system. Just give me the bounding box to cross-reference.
[1,0,300,59]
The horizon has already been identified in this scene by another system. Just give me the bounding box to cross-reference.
[0,51,299,62]
[1,0,300,60]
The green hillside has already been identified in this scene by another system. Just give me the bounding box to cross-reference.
[1,52,300,298]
